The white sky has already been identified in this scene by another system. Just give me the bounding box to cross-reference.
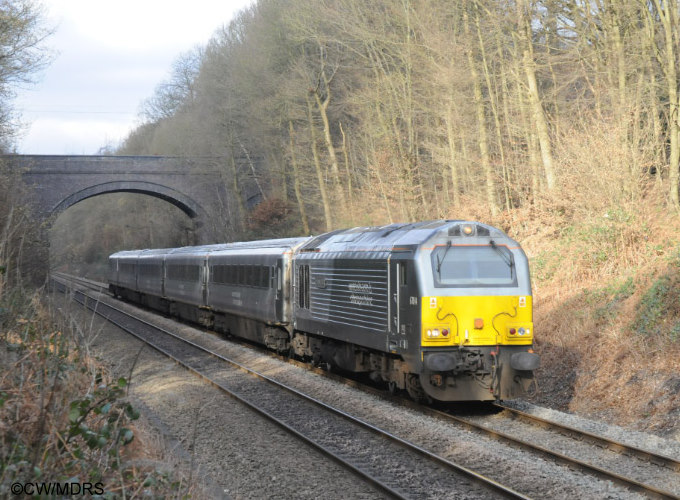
[13,0,254,154]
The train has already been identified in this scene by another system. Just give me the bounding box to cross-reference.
[108,220,539,402]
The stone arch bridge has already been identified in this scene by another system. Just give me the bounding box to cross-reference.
[4,154,242,280]
[9,154,235,240]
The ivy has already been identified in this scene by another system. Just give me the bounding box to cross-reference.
[64,374,139,463]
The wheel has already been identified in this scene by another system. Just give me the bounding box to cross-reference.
[406,374,432,404]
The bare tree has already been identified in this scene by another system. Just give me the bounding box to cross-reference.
[0,0,52,149]
[645,0,680,207]
[140,47,203,122]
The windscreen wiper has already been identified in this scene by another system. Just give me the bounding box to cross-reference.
[490,239,513,267]
[436,240,452,276]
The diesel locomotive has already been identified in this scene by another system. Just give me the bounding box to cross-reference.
[108,220,539,402]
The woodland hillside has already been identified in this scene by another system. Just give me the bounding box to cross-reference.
[106,0,680,434]
[116,0,680,233]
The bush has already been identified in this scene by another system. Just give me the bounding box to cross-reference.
[0,295,193,498]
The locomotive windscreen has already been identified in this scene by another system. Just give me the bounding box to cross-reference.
[432,245,516,287]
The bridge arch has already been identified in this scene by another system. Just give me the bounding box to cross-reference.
[51,180,209,222]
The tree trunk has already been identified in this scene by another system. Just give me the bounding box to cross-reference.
[518,0,556,191]
[445,103,460,208]
[289,121,311,235]
[464,6,498,214]
[227,152,247,233]
[313,85,347,215]
[307,96,334,230]
[338,121,356,224]
[475,6,510,210]
[652,0,680,207]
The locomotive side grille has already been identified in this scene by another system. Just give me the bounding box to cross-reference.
[309,264,388,331]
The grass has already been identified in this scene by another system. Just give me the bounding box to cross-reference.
[585,276,636,323]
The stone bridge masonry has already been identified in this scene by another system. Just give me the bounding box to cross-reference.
[3,154,235,281]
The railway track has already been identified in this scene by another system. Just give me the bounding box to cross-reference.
[433,406,680,499]
[52,273,525,499]
[492,404,680,472]
[51,273,680,499]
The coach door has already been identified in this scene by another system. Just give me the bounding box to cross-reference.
[389,259,409,352]
[201,257,208,305]
[274,258,284,321]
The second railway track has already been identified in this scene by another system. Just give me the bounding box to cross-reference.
[52,273,680,499]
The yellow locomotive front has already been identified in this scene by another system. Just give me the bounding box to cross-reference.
[417,222,539,401]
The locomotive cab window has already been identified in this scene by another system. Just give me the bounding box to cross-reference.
[398,261,407,286]
[432,244,516,287]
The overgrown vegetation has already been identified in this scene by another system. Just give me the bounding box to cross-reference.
[1,164,197,498]
[0,163,42,294]
[518,196,680,434]
[0,294,198,498]
[1,2,204,489]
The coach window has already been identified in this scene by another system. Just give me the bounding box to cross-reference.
[262,266,270,288]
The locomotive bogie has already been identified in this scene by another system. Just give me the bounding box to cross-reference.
[420,344,537,401]
[289,330,410,389]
